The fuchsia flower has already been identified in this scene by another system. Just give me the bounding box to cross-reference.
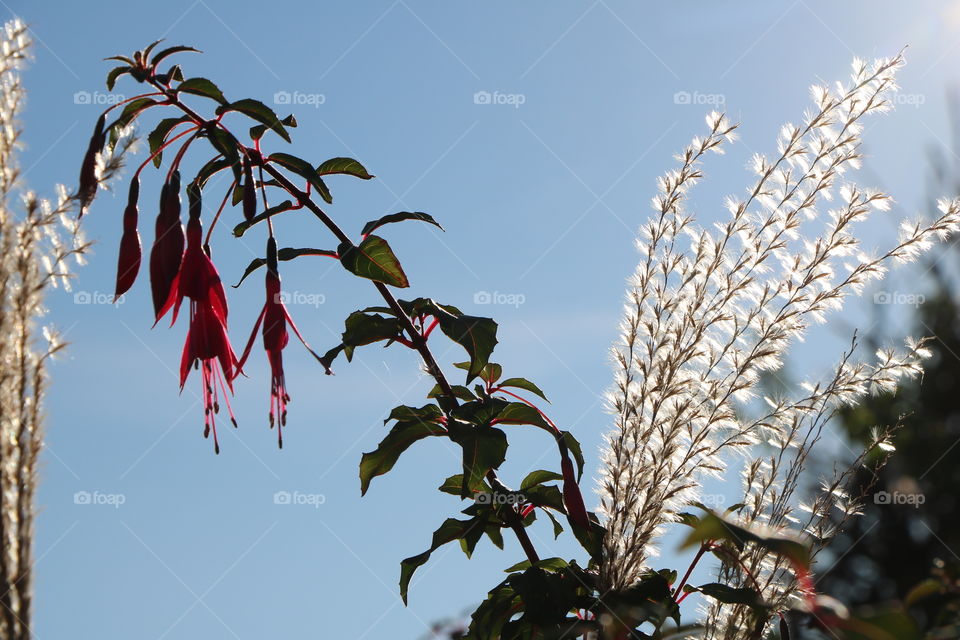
[168,182,240,454]
[238,237,320,448]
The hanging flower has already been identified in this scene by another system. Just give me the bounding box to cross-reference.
[174,182,239,453]
[238,236,322,448]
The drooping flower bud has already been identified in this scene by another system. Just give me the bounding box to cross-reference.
[242,156,256,222]
[78,113,106,216]
[561,455,590,530]
[114,175,141,300]
[149,171,185,322]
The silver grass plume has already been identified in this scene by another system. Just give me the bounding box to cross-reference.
[0,20,132,638]
[597,50,959,628]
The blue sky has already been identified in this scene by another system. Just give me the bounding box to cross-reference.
[5,1,960,637]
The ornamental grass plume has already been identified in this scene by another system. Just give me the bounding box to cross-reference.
[598,51,960,636]
[0,20,131,639]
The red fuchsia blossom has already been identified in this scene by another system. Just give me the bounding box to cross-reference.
[114,176,142,301]
[173,182,240,454]
[238,237,321,448]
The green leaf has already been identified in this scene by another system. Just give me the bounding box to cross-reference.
[503,557,570,573]
[454,361,502,386]
[447,421,508,498]
[147,116,192,168]
[495,402,553,433]
[543,509,564,538]
[317,157,374,179]
[340,311,403,360]
[360,211,443,237]
[427,384,476,402]
[386,404,443,424]
[193,156,235,189]
[338,235,409,288]
[106,66,130,91]
[218,98,290,142]
[268,152,332,203]
[904,578,943,607]
[109,97,157,132]
[233,200,296,237]
[496,377,549,402]
[232,246,338,287]
[523,484,566,513]
[177,77,227,104]
[205,127,240,163]
[680,511,811,571]
[436,313,498,384]
[150,45,200,67]
[360,420,445,495]
[687,583,769,610]
[520,470,563,491]
[400,517,483,604]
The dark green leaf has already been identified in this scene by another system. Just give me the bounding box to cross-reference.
[150,45,200,67]
[447,421,508,498]
[178,77,227,104]
[400,517,483,604]
[205,127,240,163]
[688,583,769,611]
[106,66,130,91]
[504,557,570,573]
[218,98,290,142]
[338,235,409,288]
[680,511,811,571]
[360,211,442,237]
[232,246,338,287]
[193,156,234,189]
[520,470,563,491]
[497,377,549,402]
[147,116,192,168]
[268,152,332,203]
[360,420,445,495]
[233,200,295,237]
[109,97,157,131]
[317,156,374,179]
